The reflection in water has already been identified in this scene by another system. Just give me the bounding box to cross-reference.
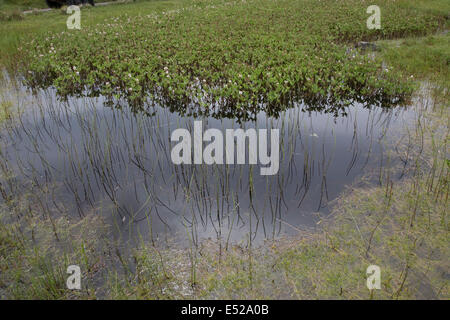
[0,86,412,246]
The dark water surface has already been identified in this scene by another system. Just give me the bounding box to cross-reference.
[0,85,414,245]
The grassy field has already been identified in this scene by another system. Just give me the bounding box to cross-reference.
[0,0,46,21]
[0,0,448,299]
[381,34,450,89]
[0,0,48,12]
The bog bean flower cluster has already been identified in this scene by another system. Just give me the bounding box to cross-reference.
[22,0,443,117]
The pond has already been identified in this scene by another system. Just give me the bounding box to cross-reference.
[0,82,414,246]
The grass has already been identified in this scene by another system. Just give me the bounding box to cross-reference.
[0,0,48,14]
[380,34,450,88]
[0,0,125,13]
[0,0,448,299]
[0,0,43,22]
[0,197,108,299]
[0,0,48,11]
[0,100,13,122]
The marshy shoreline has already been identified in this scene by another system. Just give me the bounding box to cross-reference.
[0,0,448,299]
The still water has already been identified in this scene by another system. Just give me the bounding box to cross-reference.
[0,85,414,245]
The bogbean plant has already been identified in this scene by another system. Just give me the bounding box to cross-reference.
[21,0,446,116]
